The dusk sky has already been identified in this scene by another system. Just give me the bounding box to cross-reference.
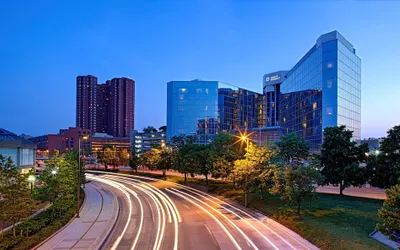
[1,1,399,138]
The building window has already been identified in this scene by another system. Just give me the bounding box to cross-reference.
[327,79,333,88]
[327,62,333,68]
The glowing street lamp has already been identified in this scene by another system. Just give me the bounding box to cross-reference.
[28,175,36,194]
[51,169,57,175]
[77,135,89,218]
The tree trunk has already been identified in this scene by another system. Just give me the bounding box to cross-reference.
[184,172,187,185]
[297,198,301,215]
[339,181,345,195]
[13,225,15,237]
[260,187,264,200]
[163,170,166,178]
[205,174,209,186]
[244,191,248,207]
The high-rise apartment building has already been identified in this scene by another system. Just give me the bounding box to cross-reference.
[108,78,135,137]
[166,80,264,143]
[76,76,135,137]
[76,75,98,132]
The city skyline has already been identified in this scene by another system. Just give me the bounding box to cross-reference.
[1,1,400,138]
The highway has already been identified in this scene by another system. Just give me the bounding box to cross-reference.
[87,172,318,250]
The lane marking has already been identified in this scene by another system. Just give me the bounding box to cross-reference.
[166,188,242,250]
[204,224,212,235]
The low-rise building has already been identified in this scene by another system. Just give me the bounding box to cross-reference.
[91,133,130,153]
[30,127,91,157]
[0,128,36,173]
[131,130,166,156]
[356,138,382,152]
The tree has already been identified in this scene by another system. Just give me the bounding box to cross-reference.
[129,154,140,172]
[245,143,278,200]
[139,148,161,170]
[156,148,173,177]
[209,132,241,179]
[97,145,119,170]
[369,126,400,188]
[272,161,322,214]
[193,145,212,185]
[0,155,34,236]
[376,185,400,242]
[143,126,157,133]
[233,158,256,207]
[277,132,309,162]
[172,143,199,184]
[320,126,369,195]
[159,125,167,132]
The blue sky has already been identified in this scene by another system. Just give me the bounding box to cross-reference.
[1,1,399,138]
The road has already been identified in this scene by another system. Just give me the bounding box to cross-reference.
[87,171,318,250]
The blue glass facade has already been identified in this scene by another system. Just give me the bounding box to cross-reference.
[167,80,264,144]
[280,31,361,150]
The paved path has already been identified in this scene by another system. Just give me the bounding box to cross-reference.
[36,182,119,250]
[118,167,387,200]
[87,170,319,250]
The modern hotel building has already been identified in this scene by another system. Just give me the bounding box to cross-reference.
[167,31,361,150]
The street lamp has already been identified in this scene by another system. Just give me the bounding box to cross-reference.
[241,135,249,148]
[51,169,57,175]
[77,135,89,218]
[28,175,36,194]
[375,150,380,155]
[365,152,369,163]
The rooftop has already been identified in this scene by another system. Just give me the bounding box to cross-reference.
[0,128,37,149]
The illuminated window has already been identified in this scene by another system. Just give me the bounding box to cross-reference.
[327,62,333,68]
[313,102,317,110]
[179,88,187,93]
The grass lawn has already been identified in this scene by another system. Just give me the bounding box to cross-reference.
[98,170,389,250]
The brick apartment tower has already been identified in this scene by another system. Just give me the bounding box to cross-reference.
[76,76,135,137]
[76,75,97,133]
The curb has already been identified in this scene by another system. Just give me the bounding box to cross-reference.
[32,187,88,250]
[89,181,121,250]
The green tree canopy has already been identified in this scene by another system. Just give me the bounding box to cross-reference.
[0,155,34,236]
[143,126,158,133]
[369,125,400,188]
[320,126,368,195]
[277,132,309,162]
[377,185,400,242]
[272,161,323,214]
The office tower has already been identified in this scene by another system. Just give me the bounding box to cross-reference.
[166,80,263,144]
[76,76,135,137]
[76,75,98,132]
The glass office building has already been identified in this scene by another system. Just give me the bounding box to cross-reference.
[280,31,361,150]
[167,80,264,144]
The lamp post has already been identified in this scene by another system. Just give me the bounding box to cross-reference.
[77,135,89,218]
[28,175,36,194]
[240,134,250,207]
[365,152,369,164]
[241,135,249,148]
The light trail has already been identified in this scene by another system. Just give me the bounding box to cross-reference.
[179,187,283,249]
[103,175,167,250]
[166,188,242,250]
[103,175,181,250]
[87,176,134,250]
[176,184,300,250]
[170,188,261,250]
[86,171,309,250]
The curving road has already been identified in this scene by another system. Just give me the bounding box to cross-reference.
[87,171,318,250]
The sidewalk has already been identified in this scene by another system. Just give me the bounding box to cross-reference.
[36,182,119,250]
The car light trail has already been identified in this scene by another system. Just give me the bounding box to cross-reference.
[104,175,166,250]
[166,188,242,250]
[87,176,134,250]
[177,184,301,250]
[170,188,261,250]
[179,187,282,250]
[103,175,181,250]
